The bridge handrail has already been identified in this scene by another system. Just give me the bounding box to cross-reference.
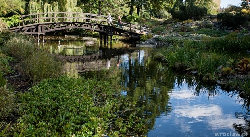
[10,12,143,34]
[17,12,108,27]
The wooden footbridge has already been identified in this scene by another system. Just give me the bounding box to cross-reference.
[9,12,143,40]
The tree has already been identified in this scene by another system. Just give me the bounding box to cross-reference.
[0,0,25,17]
[242,0,250,8]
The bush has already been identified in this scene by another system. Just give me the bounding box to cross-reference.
[19,51,63,82]
[0,52,13,75]
[140,33,153,41]
[2,34,35,62]
[0,86,15,120]
[170,4,207,21]
[151,26,166,34]
[196,28,229,37]
[124,13,139,23]
[217,12,247,29]
[205,32,250,51]
[0,19,8,33]
[2,34,63,82]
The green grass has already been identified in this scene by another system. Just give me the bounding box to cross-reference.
[195,28,229,37]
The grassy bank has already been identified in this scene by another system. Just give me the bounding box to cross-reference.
[1,33,63,83]
[152,31,250,92]
[0,33,64,136]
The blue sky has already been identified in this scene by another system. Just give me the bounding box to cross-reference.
[221,0,242,8]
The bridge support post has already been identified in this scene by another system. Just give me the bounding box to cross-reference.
[109,35,112,48]
[99,33,103,46]
[104,34,107,47]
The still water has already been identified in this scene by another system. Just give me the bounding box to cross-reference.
[43,39,249,137]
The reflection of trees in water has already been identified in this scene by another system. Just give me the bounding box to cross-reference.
[119,50,174,131]
[233,94,250,137]
[174,74,227,98]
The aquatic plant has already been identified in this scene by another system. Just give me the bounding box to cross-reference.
[13,76,148,136]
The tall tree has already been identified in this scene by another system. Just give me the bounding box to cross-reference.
[0,0,25,17]
[242,0,250,8]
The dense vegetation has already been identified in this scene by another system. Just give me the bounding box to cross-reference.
[12,76,150,136]
[0,0,250,136]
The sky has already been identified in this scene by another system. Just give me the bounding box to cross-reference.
[220,0,242,8]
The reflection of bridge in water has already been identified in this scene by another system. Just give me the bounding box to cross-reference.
[58,47,136,63]
[9,12,143,43]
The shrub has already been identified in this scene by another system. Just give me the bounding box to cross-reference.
[151,26,166,34]
[217,12,247,29]
[0,52,13,75]
[0,86,15,120]
[170,4,207,21]
[0,19,8,33]
[19,51,63,82]
[2,34,35,62]
[1,15,21,27]
[2,34,63,82]
[140,33,153,41]
[205,32,250,51]
[195,28,229,37]
[125,13,139,23]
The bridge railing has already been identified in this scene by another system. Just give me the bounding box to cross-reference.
[17,12,108,27]
[11,12,143,34]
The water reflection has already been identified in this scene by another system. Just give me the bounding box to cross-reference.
[42,40,250,136]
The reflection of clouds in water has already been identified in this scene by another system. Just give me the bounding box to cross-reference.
[138,50,144,65]
[208,115,245,130]
[170,89,196,100]
[173,104,246,130]
[174,116,192,133]
[174,105,222,119]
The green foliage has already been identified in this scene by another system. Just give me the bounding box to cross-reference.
[2,34,63,82]
[13,76,148,136]
[140,33,153,41]
[151,26,166,34]
[0,86,15,120]
[157,10,171,19]
[170,3,208,21]
[0,52,13,75]
[125,13,139,23]
[0,122,11,137]
[0,19,8,32]
[224,5,242,13]
[20,51,63,82]
[2,34,35,61]
[195,28,229,37]
[155,36,185,45]
[217,12,247,29]
[0,0,25,17]
[1,15,21,27]
[205,32,250,51]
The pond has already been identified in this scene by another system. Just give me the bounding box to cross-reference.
[43,39,250,137]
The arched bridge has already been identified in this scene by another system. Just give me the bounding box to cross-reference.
[9,12,143,38]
